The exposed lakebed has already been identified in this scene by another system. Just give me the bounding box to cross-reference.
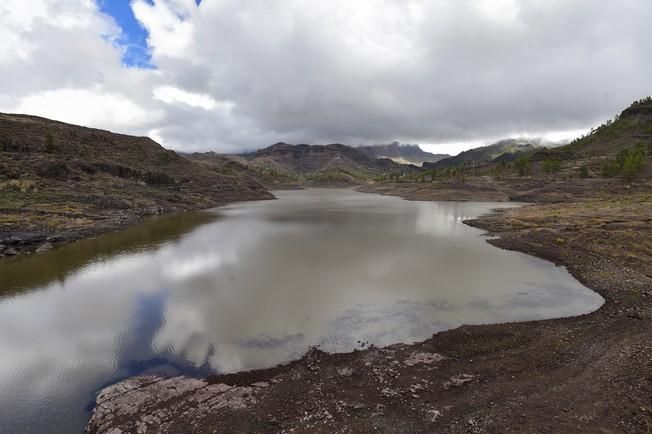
[0,189,603,433]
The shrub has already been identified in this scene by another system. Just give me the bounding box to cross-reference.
[622,149,646,181]
[578,165,589,178]
[602,145,646,180]
[514,157,532,176]
[543,159,561,174]
[45,132,56,153]
[602,161,620,178]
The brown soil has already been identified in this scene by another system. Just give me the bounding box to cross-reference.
[86,182,652,434]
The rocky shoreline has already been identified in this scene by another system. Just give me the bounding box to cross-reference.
[85,186,652,434]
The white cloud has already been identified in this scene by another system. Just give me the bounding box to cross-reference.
[1,0,651,153]
[15,87,160,130]
[153,85,222,111]
[131,0,195,59]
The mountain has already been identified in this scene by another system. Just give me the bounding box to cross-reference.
[230,142,418,185]
[410,98,652,183]
[549,98,652,159]
[243,142,399,173]
[423,138,544,170]
[0,113,272,251]
[357,141,449,166]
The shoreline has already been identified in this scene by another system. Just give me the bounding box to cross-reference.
[86,186,652,433]
[0,192,276,259]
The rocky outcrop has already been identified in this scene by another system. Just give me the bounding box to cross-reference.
[86,376,263,434]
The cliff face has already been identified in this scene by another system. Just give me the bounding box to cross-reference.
[0,113,273,255]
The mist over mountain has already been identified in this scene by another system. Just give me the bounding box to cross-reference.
[357,141,449,166]
[424,138,549,169]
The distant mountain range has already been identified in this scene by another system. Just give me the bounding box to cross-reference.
[357,141,449,166]
[239,142,415,174]
[139,97,652,192]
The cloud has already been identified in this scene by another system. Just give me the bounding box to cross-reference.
[16,87,162,130]
[1,0,651,153]
[153,85,221,110]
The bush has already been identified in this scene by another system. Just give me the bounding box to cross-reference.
[622,149,646,181]
[514,157,532,176]
[578,165,589,178]
[543,159,561,174]
[602,145,646,180]
[602,161,620,178]
[45,132,56,153]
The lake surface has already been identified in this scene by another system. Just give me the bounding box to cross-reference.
[0,189,603,433]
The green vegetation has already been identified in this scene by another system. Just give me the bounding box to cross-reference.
[631,96,652,107]
[45,132,56,153]
[543,159,561,174]
[514,157,532,176]
[493,161,510,179]
[602,145,647,180]
[578,165,589,179]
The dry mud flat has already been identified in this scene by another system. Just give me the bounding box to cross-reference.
[87,191,651,433]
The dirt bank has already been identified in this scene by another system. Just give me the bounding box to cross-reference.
[86,186,651,433]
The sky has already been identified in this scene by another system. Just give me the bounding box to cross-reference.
[0,0,650,155]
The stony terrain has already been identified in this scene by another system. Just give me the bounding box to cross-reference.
[0,114,273,256]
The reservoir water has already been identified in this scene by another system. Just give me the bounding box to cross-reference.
[0,189,603,433]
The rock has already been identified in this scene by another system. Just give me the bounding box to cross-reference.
[380,387,400,398]
[403,352,445,366]
[443,374,476,390]
[86,376,259,434]
[336,367,354,377]
[36,242,54,253]
[4,247,18,256]
[425,409,442,422]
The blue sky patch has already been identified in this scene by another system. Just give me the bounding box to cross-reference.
[98,0,155,69]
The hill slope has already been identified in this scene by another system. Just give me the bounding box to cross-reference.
[236,142,418,184]
[357,141,449,166]
[0,113,272,254]
[424,138,543,170]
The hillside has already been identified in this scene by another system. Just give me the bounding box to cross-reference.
[237,142,418,184]
[357,141,449,166]
[0,113,273,255]
[540,98,652,163]
[491,98,652,180]
[361,98,652,203]
[423,138,543,170]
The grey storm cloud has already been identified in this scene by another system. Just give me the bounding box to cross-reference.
[1,0,651,153]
